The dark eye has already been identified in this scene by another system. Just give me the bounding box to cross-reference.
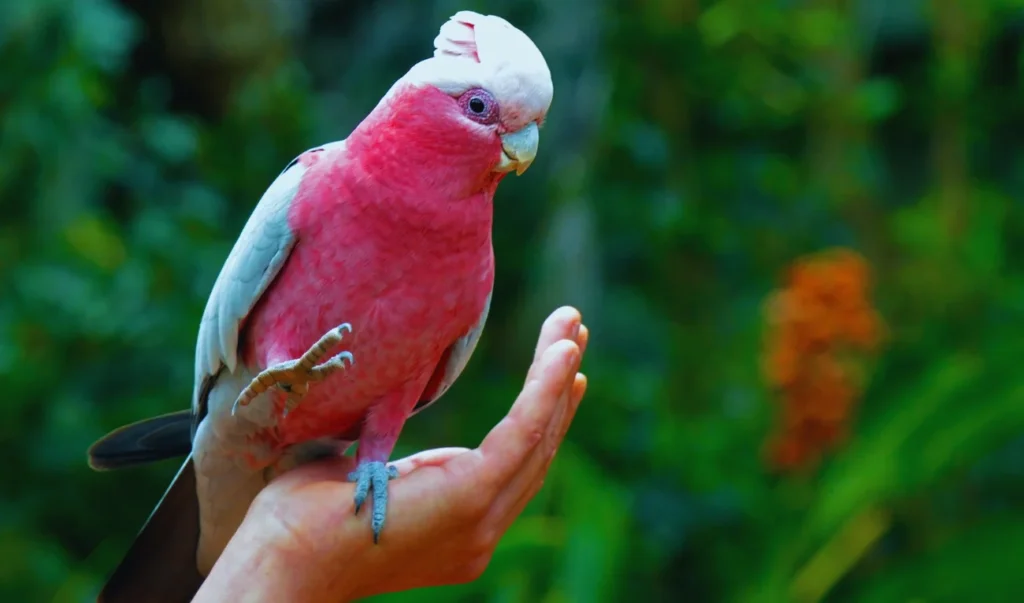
[458,88,499,125]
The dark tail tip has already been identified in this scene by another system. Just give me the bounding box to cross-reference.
[88,410,193,471]
[98,457,204,603]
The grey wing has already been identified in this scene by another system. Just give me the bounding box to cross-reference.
[411,289,493,416]
[191,140,348,424]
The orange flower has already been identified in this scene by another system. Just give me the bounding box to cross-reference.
[761,247,885,473]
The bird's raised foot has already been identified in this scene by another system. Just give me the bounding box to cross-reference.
[348,460,400,544]
[231,323,355,417]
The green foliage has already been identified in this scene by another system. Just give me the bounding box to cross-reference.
[3,0,1024,601]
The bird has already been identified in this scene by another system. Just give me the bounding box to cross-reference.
[86,10,553,602]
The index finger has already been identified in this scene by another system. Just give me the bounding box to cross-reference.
[475,338,580,489]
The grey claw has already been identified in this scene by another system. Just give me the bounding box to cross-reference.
[321,323,352,348]
[329,351,355,369]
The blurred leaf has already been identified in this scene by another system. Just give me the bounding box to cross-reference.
[806,355,982,540]
[852,79,901,122]
[550,445,630,603]
[849,517,1024,603]
[63,215,126,272]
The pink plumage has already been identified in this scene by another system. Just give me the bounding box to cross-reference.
[242,85,502,450]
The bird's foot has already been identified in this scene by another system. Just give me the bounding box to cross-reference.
[348,460,400,544]
[231,323,355,417]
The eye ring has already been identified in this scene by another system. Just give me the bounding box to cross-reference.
[458,88,499,125]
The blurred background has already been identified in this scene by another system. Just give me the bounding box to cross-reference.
[3,0,1024,601]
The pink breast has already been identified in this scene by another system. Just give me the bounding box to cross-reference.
[240,156,495,450]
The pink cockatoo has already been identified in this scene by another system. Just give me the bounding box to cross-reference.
[87,11,553,603]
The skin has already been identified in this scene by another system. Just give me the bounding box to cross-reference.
[194,306,589,602]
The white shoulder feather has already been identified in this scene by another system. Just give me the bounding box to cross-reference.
[190,141,347,417]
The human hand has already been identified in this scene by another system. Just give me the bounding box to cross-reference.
[194,306,589,602]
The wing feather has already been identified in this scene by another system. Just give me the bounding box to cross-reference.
[190,141,347,420]
[412,289,493,415]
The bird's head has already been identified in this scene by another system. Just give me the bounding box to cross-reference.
[361,11,553,183]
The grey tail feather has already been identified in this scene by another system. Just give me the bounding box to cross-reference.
[88,410,193,471]
[97,456,204,603]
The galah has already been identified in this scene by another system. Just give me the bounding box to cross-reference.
[86,11,553,603]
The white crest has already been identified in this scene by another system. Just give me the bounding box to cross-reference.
[382,11,554,128]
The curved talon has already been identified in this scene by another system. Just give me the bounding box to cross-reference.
[230,322,355,417]
[309,350,355,381]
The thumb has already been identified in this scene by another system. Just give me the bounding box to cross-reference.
[391,447,471,476]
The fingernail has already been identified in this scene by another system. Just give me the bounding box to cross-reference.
[571,321,581,341]
[572,373,587,407]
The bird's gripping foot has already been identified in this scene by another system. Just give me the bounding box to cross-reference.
[348,460,400,544]
[231,323,355,417]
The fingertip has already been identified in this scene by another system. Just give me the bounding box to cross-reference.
[577,325,589,357]
[552,305,582,325]
[526,309,580,383]
[571,373,587,405]
[543,307,581,342]
[551,373,587,450]
[539,339,579,387]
